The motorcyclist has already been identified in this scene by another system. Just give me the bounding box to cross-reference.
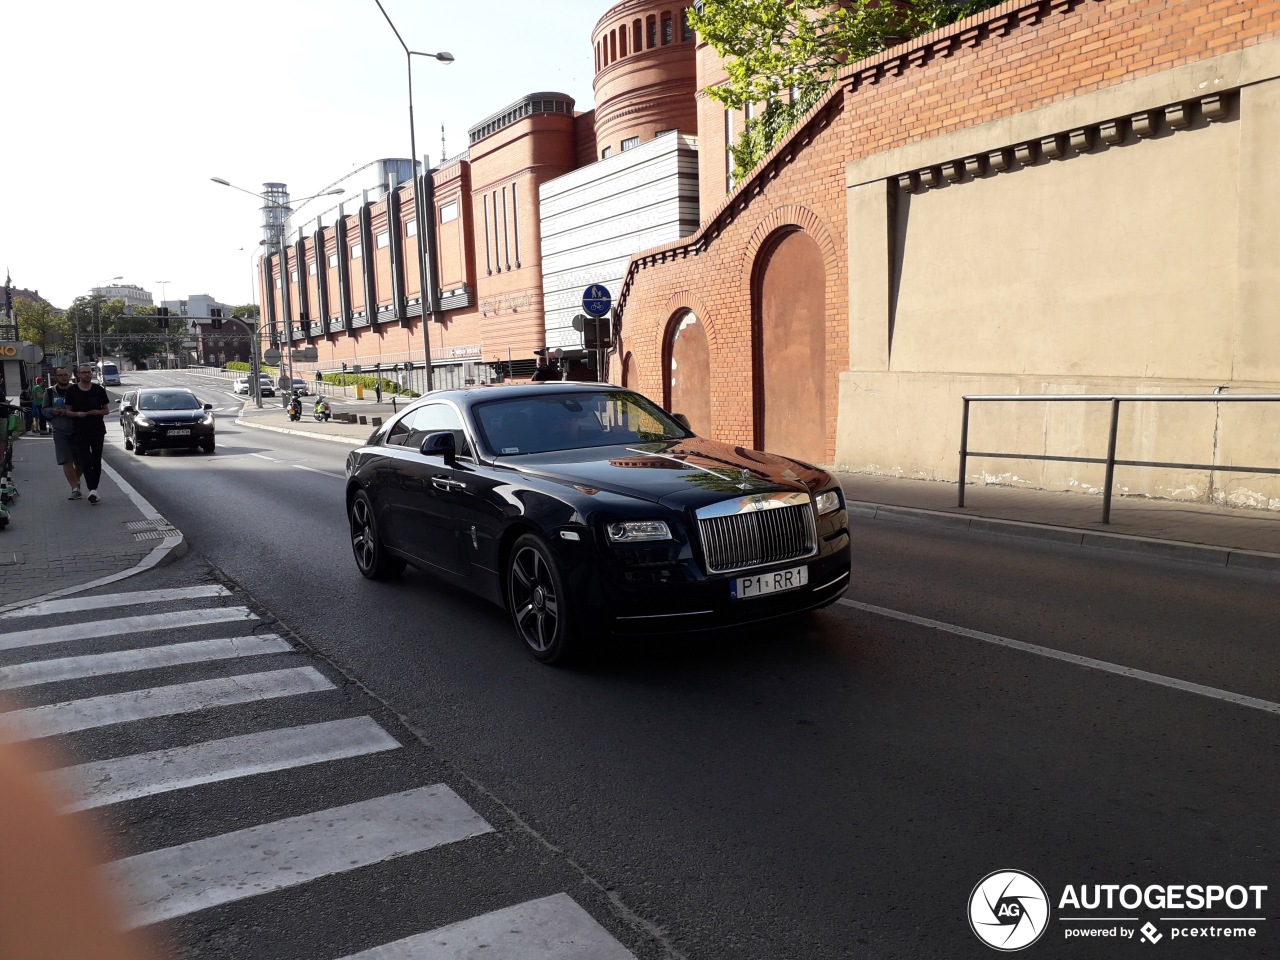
[313,396,331,421]
[287,392,302,420]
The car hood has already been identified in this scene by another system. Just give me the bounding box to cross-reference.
[501,437,830,509]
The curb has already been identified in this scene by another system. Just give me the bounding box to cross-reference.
[234,418,366,446]
[849,500,1280,573]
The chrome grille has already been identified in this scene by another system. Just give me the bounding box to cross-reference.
[696,493,817,574]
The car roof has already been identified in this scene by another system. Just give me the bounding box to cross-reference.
[412,382,625,407]
[137,387,197,395]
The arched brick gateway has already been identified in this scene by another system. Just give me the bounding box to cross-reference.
[663,309,712,434]
[751,228,827,462]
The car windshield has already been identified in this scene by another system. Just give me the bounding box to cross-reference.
[474,390,688,455]
[140,392,201,411]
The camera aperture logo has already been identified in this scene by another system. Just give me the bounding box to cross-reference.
[969,869,1050,951]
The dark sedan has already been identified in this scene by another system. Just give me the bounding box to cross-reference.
[345,384,851,663]
[120,388,216,455]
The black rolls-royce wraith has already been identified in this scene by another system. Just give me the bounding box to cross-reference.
[345,384,851,663]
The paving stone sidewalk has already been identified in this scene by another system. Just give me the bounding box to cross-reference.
[0,432,184,611]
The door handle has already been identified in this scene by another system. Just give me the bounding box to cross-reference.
[432,476,466,491]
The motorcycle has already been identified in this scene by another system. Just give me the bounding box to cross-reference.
[313,398,332,422]
[286,394,302,422]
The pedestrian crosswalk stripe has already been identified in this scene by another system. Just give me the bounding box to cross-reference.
[108,784,495,928]
[0,666,334,740]
[0,585,232,619]
[0,607,257,652]
[0,635,292,691]
[49,716,401,812]
[337,893,638,960]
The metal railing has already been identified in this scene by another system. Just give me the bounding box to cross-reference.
[957,394,1280,523]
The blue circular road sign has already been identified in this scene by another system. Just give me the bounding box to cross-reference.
[582,284,612,318]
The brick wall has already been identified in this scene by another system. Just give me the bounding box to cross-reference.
[617,0,1280,458]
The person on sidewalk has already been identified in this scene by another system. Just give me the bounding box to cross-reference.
[42,367,83,499]
[17,386,32,434]
[374,380,382,403]
[31,377,48,434]
[65,364,110,504]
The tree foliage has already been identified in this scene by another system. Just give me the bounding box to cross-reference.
[689,0,1003,186]
[15,299,71,354]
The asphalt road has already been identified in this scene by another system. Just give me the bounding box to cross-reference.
[98,370,1280,960]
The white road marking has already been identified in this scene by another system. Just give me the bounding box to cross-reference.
[250,452,282,462]
[838,598,1280,717]
[49,716,401,811]
[0,635,291,691]
[0,585,231,619]
[108,784,494,928]
[292,463,346,479]
[339,893,638,960]
[0,666,334,740]
[0,607,256,652]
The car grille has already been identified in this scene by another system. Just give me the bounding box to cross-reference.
[695,492,817,574]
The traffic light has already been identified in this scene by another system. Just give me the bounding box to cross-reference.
[210,307,223,330]
[157,307,170,329]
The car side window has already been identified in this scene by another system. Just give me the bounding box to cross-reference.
[404,404,472,458]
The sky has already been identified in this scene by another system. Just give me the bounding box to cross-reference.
[4,0,609,310]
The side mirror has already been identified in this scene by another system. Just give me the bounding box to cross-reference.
[122,405,136,415]
[672,412,691,431]
[420,430,457,465]
[203,404,214,411]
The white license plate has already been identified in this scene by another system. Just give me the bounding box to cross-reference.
[168,428,191,436]
[731,565,808,600]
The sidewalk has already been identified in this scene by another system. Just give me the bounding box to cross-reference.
[0,432,184,612]
[234,398,1280,573]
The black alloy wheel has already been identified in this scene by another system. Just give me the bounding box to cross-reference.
[349,489,404,580]
[506,533,577,664]
[201,442,215,453]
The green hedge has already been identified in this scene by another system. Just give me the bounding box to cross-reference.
[222,362,416,398]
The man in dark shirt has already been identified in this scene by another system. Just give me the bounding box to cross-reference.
[65,364,111,504]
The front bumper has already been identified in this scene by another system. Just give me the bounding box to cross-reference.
[135,424,215,448]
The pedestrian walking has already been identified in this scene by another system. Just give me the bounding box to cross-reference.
[374,380,382,403]
[30,378,48,434]
[42,368,83,498]
[65,364,110,504]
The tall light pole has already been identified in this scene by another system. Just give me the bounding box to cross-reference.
[374,0,453,394]
[155,280,171,369]
[211,178,343,405]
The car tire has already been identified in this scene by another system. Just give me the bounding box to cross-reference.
[506,534,579,664]
[201,442,215,453]
[349,489,404,580]
[134,444,146,456]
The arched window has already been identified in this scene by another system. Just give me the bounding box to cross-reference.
[619,27,628,57]
[633,20,642,51]
[662,12,673,45]
[610,29,617,62]
[646,15,657,48]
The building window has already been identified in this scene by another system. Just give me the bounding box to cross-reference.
[511,182,520,266]
[682,7,693,41]
[290,269,298,282]
[376,230,390,249]
[662,13,673,44]
[633,20,642,51]
[647,15,657,48]
[601,146,612,159]
[406,217,417,237]
[482,195,492,273]
[275,277,281,289]
[620,29,627,56]
[621,136,640,151]
[308,261,317,276]
[350,241,363,259]
[328,252,338,267]
[439,200,458,223]
[610,30,617,62]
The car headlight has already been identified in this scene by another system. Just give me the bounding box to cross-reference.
[607,520,673,542]
[134,415,153,427]
[814,490,841,515]
[201,413,215,425]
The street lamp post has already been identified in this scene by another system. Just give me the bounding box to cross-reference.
[155,280,171,369]
[211,178,343,405]
[374,0,453,394]
[91,275,122,365]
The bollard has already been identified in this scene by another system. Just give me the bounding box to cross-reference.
[358,415,367,425]
[371,417,382,427]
